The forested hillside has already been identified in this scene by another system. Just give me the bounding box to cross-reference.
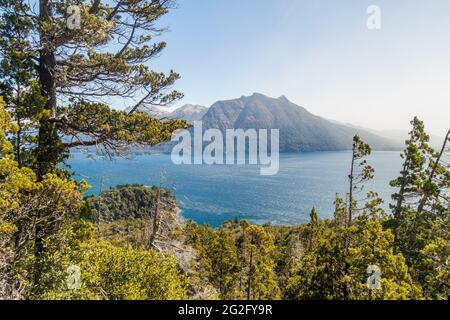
[2,93,449,298]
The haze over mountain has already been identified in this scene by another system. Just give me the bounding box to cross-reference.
[168,104,208,123]
[328,119,446,151]
[141,93,403,153]
[370,129,444,151]
[198,93,401,152]
[127,104,207,123]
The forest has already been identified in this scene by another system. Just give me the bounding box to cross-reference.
[1,105,449,299]
[0,1,449,300]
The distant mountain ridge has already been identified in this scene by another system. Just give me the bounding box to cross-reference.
[199,93,401,152]
[168,104,208,123]
[125,104,207,123]
[146,93,402,153]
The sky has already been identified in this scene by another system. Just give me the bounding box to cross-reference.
[142,0,450,136]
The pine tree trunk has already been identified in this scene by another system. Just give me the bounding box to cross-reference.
[149,188,161,249]
[15,118,21,167]
[36,0,61,179]
[33,0,61,292]
[247,248,253,300]
[394,159,409,219]
[348,151,355,227]
[36,50,59,179]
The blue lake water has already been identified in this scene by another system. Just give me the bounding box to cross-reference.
[67,151,403,226]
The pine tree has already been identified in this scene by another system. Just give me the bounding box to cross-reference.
[390,117,431,225]
[417,129,450,215]
[308,207,319,249]
[39,238,187,300]
[415,131,449,298]
[285,213,421,300]
[0,98,85,297]
[239,225,280,300]
[420,227,450,299]
[210,228,240,299]
[389,118,449,298]
[347,135,374,226]
[389,118,437,279]
[0,0,189,288]
[286,135,421,300]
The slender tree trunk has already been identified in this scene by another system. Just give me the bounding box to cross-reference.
[348,150,355,227]
[36,50,59,179]
[36,0,61,180]
[394,159,409,219]
[247,247,253,300]
[391,156,411,248]
[345,145,355,298]
[33,0,61,292]
[14,82,23,167]
[149,188,161,249]
[219,255,224,296]
[16,118,21,167]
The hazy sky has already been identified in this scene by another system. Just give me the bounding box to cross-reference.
[145,0,450,135]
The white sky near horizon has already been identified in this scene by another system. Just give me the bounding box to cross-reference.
[121,0,450,136]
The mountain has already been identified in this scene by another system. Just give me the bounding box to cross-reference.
[124,104,207,123]
[200,93,401,152]
[168,104,207,123]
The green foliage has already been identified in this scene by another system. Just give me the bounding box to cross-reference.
[59,101,190,154]
[2,86,449,300]
[389,118,450,298]
[39,238,187,300]
[284,215,421,300]
[284,135,424,300]
[1,99,88,297]
[348,135,375,225]
[0,0,189,173]
[421,236,450,299]
[239,224,280,300]
[0,0,190,291]
[86,184,177,222]
[185,220,281,300]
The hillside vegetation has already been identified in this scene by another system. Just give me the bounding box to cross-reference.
[2,104,448,299]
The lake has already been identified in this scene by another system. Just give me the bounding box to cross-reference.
[67,151,403,226]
